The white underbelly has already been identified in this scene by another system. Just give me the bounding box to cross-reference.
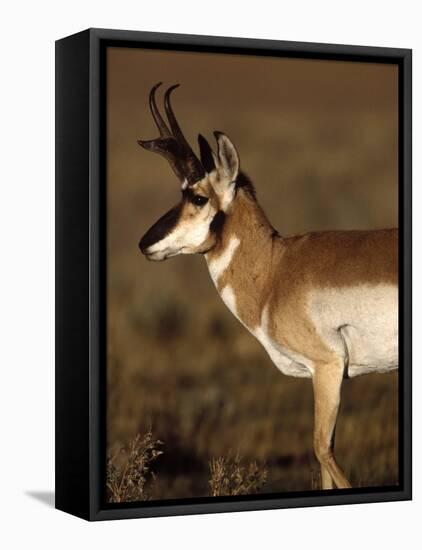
[309,284,398,377]
[255,334,314,378]
[216,281,398,380]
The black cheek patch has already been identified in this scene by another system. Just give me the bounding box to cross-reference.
[209,210,226,236]
[139,203,183,253]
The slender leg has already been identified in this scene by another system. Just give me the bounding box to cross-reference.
[319,424,337,489]
[312,361,351,489]
[320,465,334,490]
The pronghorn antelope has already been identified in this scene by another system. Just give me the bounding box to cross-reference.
[138,82,398,490]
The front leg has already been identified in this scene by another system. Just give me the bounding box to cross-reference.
[312,360,351,489]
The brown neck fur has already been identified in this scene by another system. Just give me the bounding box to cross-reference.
[207,188,284,328]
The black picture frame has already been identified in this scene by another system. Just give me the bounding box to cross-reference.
[55,28,412,521]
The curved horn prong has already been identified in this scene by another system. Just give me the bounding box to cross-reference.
[164,84,190,148]
[149,82,171,137]
[139,83,206,185]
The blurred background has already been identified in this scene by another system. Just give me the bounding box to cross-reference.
[106,46,398,500]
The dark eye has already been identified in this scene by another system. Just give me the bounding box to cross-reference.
[192,195,209,207]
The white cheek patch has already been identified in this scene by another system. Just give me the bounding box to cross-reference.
[147,208,212,256]
[180,216,212,251]
[207,235,240,286]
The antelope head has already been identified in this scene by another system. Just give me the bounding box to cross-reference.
[138,83,240,261]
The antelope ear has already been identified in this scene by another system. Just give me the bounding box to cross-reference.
[214,131,239,182]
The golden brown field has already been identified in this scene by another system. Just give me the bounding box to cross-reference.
[106,47,398,501]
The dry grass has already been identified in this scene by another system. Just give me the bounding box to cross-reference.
[209,453,267,497]
[106,431,163,503]
[106,433,267,503]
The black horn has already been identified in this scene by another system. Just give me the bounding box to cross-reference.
[149,82,171,138]
[164,84,190,148]
[138,83,206,185]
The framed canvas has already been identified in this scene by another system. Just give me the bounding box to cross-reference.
[55,28,412,521]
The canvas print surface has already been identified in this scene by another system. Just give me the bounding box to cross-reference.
[105,47,398,503]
